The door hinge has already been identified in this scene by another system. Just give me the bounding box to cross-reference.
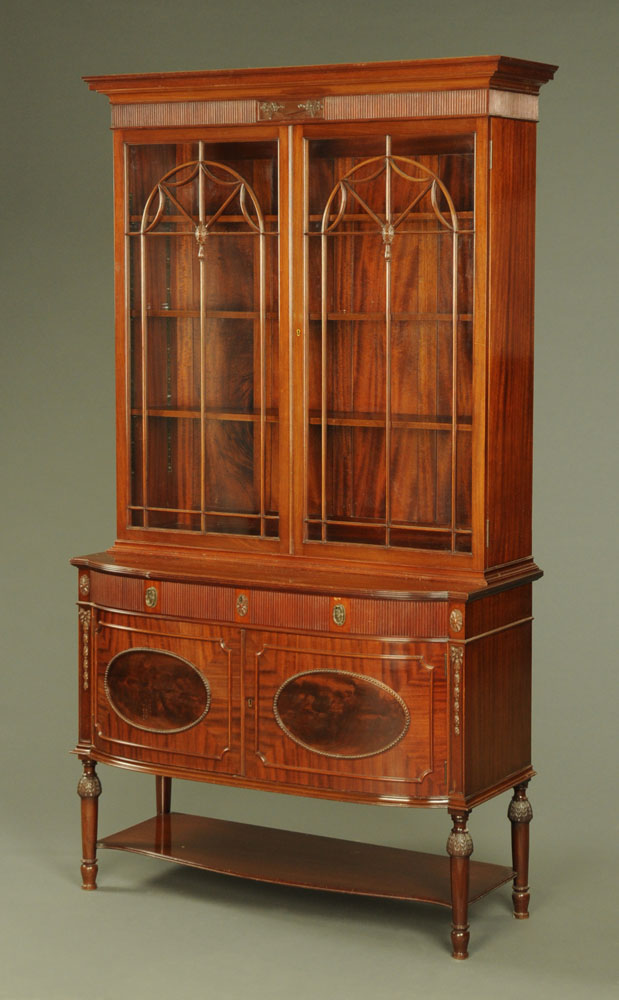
[486,518,490,548]
[489,140,493,169]
[444,760,448,784]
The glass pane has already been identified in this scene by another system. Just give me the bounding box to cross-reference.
[127,140,279,538]
[306,133,474,552]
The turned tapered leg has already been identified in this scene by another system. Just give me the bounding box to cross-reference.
[156,775,172,815]
[447,810,474,959]
[508,782,533,919]
[155,776,172,854]
[77,759,102,890]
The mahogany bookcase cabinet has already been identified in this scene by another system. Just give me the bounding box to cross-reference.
[74,56,556,959]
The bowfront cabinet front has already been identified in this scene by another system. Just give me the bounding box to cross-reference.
[73,55,555,959]
[93,612,241,778]
[243,630,448,800]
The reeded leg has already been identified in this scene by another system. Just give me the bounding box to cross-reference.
[156,775,172,815]
[447,810,474,959]
[77,759,102,890]
[508,782,533,918]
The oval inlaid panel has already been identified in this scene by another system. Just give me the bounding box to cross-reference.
[273,670,410,759]
[105,648,210,734]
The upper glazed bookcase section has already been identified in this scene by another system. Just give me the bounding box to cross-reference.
[84,56,558,128]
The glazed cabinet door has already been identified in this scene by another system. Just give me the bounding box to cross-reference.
[92,610,241,777]
[244,630,448,803]
[298,123,480,563]
[120,131,282,547]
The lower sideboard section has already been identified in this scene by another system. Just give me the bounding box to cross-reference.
[81,606,448,803]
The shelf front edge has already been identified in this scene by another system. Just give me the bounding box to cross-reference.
[98,812,514,907]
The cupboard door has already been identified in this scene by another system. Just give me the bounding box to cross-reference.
[244,631,447,801]
[93,613,241,776]
[125,137,280,541]
[303,129,475,554]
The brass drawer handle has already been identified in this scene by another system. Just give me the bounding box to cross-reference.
[332,603,346,626]
[144,586,158,609]
[236,593,248,617]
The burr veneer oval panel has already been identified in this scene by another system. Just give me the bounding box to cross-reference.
[105,648,211,733]
[273,670,409,758]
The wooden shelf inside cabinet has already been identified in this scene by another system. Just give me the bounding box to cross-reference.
[129,310,278,319]
[307,313,474,322]
[76,53,555,960]
[308,411,472,431]
[132,408,278,422]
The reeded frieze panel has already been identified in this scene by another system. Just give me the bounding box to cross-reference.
[112,100,257,128]
[110,90,539,129]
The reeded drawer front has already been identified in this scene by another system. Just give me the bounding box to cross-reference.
[89,572,235,621]
[89,570,448,639]
[93,614,241,776]
[244,631,448,800]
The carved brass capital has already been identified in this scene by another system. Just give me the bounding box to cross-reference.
[77,765,101,800]
[447,812,473,858]
[447,830,474,857]
[508,796,533,824]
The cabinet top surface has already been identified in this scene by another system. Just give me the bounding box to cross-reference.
[71,551,542,601]
[84,55,557,102]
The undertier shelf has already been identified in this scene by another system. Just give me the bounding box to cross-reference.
[98,812,514,907]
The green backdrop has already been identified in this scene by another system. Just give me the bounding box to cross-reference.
[2,2,617,997]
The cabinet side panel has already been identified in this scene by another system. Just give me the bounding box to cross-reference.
[486,119,536,568]
[466,584,532,636]
[463,622,532,796]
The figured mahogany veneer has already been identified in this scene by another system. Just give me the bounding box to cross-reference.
[104,648,211,733]
[74,54,555,959]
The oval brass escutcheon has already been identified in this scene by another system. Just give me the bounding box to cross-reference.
[273,669,410,758]
[236,593,248,617]
[105,648,210,733]
[332,603,346,626]
[144,586,158,609]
